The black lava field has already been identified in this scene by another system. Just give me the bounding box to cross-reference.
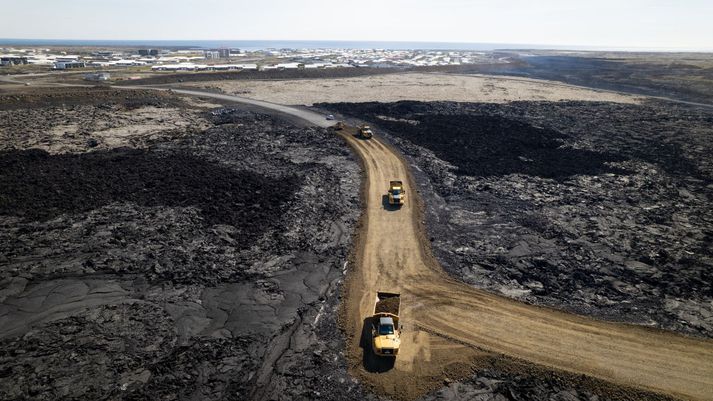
[322,100,713,338]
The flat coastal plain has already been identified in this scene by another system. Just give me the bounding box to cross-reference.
[183,72,640,105]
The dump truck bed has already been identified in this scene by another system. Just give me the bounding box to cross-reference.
[374,291,401,316]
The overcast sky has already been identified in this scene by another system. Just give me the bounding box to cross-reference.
[1,0,711,50]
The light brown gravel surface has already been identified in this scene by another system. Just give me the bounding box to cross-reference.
[183,72,641,105]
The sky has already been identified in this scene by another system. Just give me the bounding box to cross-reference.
[1,0,712,50]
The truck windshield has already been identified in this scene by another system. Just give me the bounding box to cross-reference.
[392,189,401,195]
[379,324,394,335]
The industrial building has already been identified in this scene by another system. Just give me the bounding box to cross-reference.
[211,63,257,70]
[53,61,86,69]
[204,51,220,59]
[138,49,160,56]
[108,59,147,67]
[204,49,233,59]
[91,51,114,58]
[151,63,257,71]
[0,56,28,66]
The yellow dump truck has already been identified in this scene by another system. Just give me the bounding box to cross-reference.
[388,180,405,206]
[358,124,373,139]
[371,291,401,357]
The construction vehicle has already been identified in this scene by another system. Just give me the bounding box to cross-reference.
[388,180,405,206]
[358,124,373,139]
[333,121,346,130]
[371,291,401,357]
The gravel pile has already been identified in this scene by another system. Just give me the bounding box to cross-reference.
[375,297,400,315]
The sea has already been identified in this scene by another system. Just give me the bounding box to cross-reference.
[0,39,580,51]
[2,39,703,52]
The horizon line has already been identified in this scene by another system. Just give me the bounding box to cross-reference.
[1,38,711,53]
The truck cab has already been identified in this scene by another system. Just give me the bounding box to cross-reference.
[358,124,373,139]
[372,316,400,356]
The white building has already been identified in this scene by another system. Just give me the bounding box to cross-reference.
[108,59,147,67]
[212,63,258,71]
[151,63,257,72]
[151,63,207,71]
[273,62,302,69]
[204,51,220,59]
[54,61,86,69]
[55,56,80,62]
[0,55,28,66]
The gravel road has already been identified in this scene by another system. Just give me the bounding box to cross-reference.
[334,126,713,401]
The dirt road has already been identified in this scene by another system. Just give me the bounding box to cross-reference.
[130,88,713,401]
[336,132,713,400]
[23,83,709,400]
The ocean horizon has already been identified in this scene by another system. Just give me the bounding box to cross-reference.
[0,39,550,51]
[1,38,705,52]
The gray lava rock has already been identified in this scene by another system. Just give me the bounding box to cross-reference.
[0,109,364,400]
[322,100,713,338]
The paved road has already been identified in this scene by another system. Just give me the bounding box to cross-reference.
[0,76,335,126]
[162,88,335,128]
